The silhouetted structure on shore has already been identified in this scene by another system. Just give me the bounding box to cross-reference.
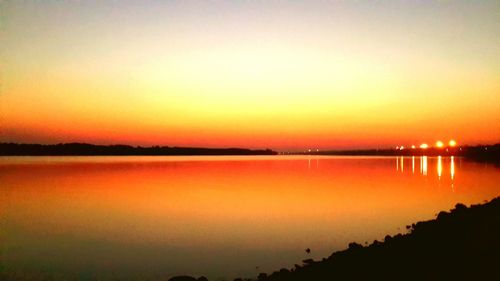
[301,144,500,163]
[0,143,277,156]
[171,197,500,281]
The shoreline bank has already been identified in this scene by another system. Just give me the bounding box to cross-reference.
[172,197,500,281]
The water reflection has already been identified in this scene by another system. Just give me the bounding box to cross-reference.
[397,156,457,184]
[412,156,415,174]
[451,156,455,181]
[0,156,498,280]
[451,156,455,191]
[308,158,320,169]
[422,156,428,176]
[437,156,442,179]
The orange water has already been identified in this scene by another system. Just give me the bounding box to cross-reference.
[1,156,499,280]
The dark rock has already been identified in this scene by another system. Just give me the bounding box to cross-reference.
[169,276,197,281]
[257,273,268,281]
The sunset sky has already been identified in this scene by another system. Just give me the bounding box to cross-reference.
[1,1,499,150]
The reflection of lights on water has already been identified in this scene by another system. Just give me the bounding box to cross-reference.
[422,156,428,175]
[412,156,415,174]
[396,157,399,171]
[420,156,422,173]
[451,156,455,191]
[404,156,456,180]
[451,156,455,181]
[307,158,319,169]
[437,156,442,179]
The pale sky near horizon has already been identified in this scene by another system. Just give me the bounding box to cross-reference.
[1,1,499,150]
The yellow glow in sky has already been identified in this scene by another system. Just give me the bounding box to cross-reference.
[1,1,499,149]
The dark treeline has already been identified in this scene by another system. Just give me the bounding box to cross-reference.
[460,144,500,163]
[302,144,500,163]
[171,197,500,281]
[0,143,277,156]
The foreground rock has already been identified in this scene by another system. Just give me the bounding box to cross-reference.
[169,276,208,281]
[169,198,500,281]
[253,197,500,281]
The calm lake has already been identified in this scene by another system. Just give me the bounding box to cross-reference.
[1,156,499,280]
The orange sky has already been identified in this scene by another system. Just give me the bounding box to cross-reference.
[1,1,499,150]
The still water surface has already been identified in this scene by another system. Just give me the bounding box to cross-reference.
[1,156,499,280]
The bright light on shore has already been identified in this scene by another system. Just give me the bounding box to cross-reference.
[411,145,416,149]
[420,143,429,149]
[449,140,457,147]
[436,141,444,148]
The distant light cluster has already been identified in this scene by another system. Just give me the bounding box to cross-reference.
[397,140,457,150]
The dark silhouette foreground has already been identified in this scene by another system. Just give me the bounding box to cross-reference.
[0,143,276,156]
[169,276,208,281]
[171,197,500,281]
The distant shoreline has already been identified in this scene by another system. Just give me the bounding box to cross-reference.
[1,143,498,163]
[294,144,500,164]
[0,143,277,156]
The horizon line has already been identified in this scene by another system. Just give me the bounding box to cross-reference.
[1,141,499,154]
